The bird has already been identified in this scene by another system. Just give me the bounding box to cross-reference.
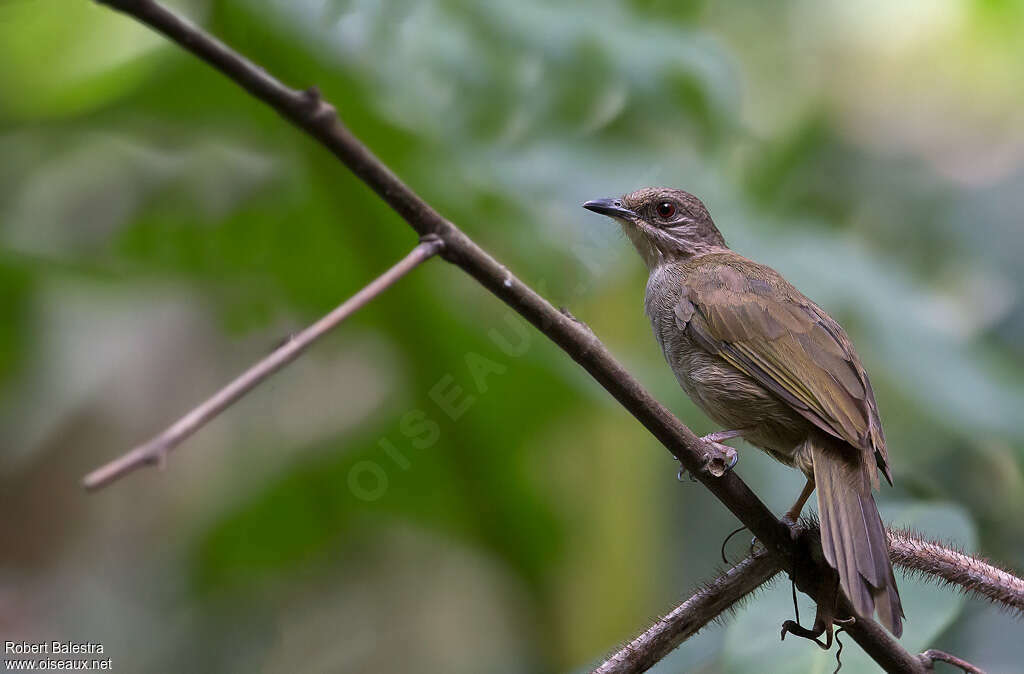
[583,187,904,637]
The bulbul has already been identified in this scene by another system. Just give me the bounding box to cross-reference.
[583,187,903,636]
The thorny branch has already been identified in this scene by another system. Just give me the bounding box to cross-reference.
[889,528,1024,616]
[591,549,782,674]
[594,524,1019,673]
[85,1,1020,671]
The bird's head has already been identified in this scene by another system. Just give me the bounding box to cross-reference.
[583,187,726,269]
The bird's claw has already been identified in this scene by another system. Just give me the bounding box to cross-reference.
[676,432,740,481]
[780,619,833,650]
[701,439,739,478]
[677,465,698,482]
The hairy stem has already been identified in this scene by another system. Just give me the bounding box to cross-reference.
[594,525,1023,674]
[592,551,781,674]
[889,528,1024,616]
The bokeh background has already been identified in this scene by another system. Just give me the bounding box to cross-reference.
[2,0,1023,671]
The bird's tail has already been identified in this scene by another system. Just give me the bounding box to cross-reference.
[812,441,904,637]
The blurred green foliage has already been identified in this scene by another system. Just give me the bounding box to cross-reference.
[2,0,1023,672]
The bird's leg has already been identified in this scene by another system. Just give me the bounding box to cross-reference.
[693,429,743,478]
[782,478,816,525]
[780,527,856,651]
[704,429,745,444]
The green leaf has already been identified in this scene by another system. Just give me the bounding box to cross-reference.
[0,1,175,119]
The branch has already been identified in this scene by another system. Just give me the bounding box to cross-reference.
[88,1,937,672]
[889,528,1024,616]
[593,525,1024,673]
[82,238,442,489]
[592,550,781,674]
[918,649,987,674]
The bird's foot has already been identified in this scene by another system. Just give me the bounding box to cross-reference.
[780,617,833,650]
[780,577,837,650]
[699,433,739,478]
[781,615,855,649]
[676,430,741,481]
[780,557,853,656]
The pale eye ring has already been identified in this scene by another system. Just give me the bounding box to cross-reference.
[656,201,676,219]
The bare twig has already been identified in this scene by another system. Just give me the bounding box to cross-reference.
[82,238,442,490]
[592,550,781,674]
[889,528,1024,616]
[919,649,987,674]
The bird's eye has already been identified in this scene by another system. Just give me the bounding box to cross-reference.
[656,201,676,219]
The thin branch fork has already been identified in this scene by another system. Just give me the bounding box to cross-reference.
[83,238,442,490]
[84,1,996,672]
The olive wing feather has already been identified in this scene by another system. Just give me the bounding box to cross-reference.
[678,259,891,485]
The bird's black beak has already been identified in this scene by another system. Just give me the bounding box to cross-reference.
[582,198,636,219]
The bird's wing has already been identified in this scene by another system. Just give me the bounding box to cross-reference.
[679,260,891,485]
